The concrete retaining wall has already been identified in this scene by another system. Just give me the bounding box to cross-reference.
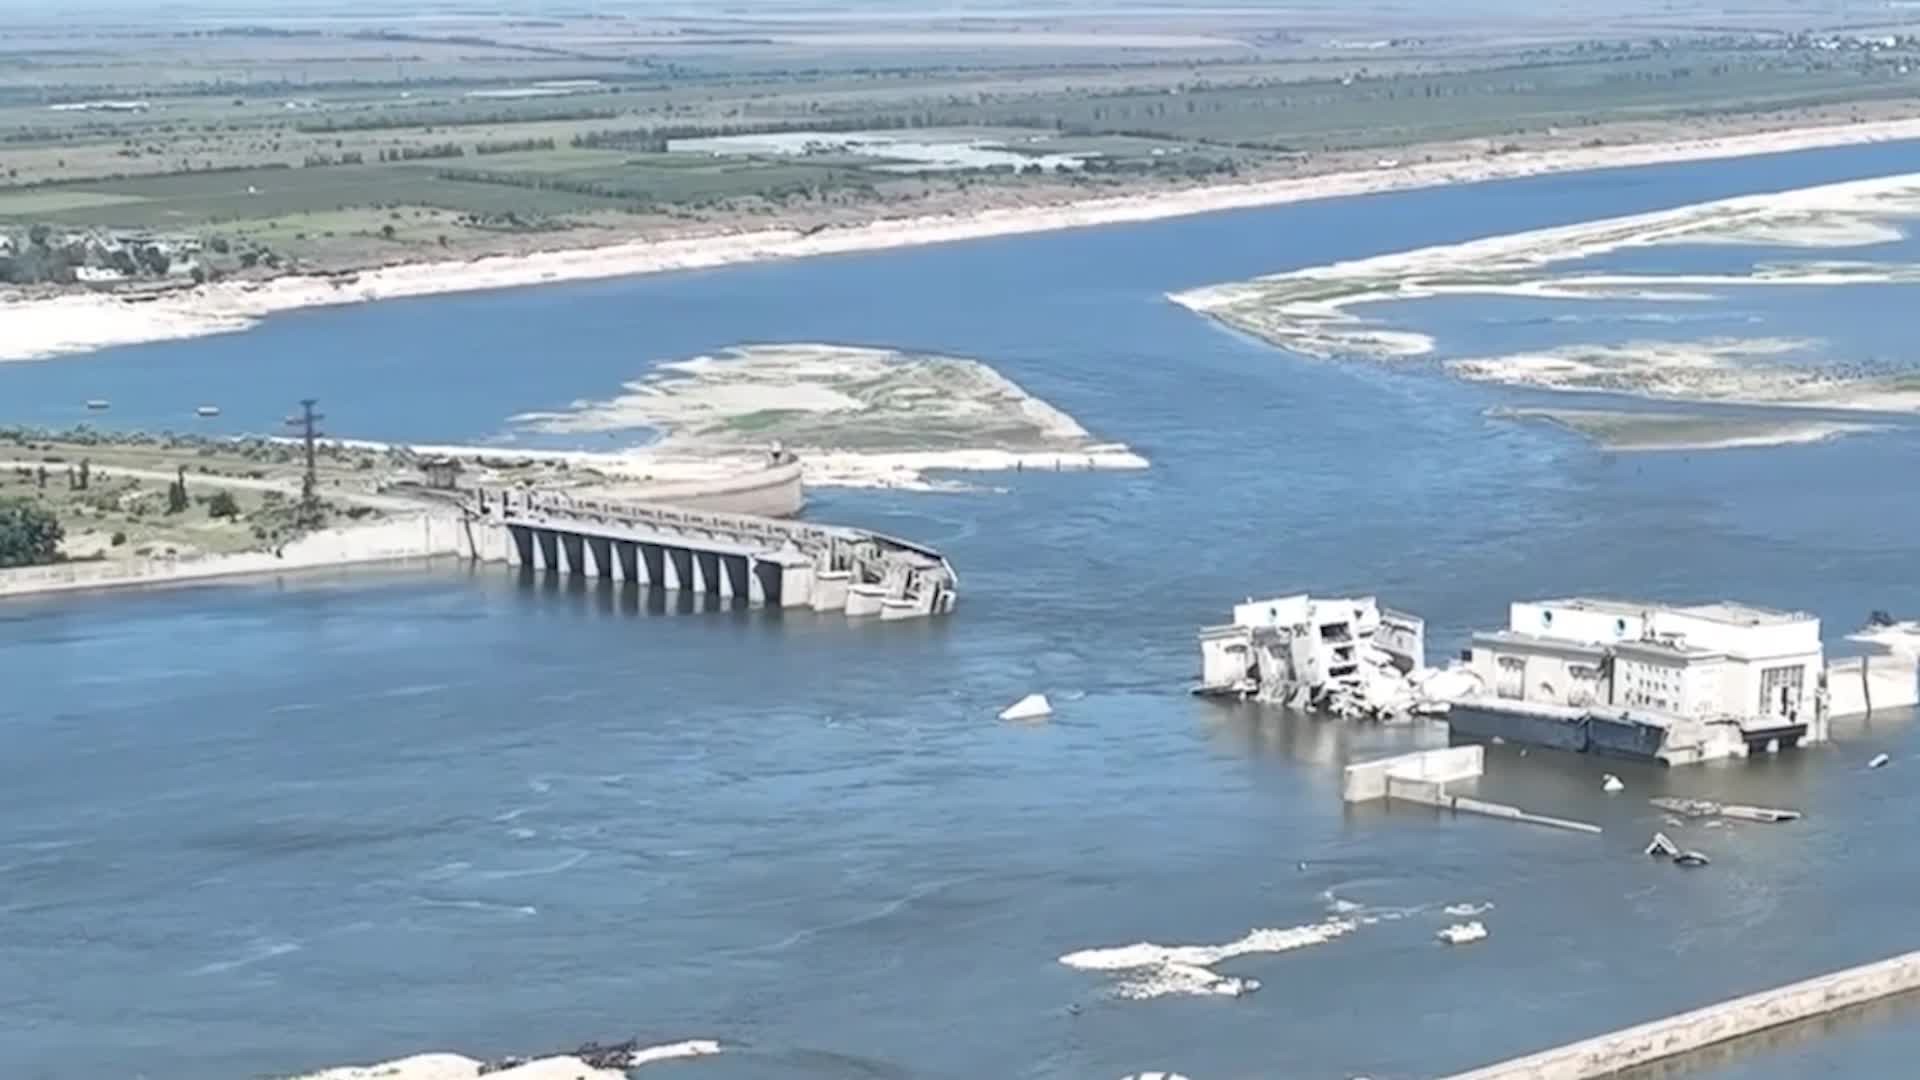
[0,513,467,600]
[1441,950,1920,1080]
[617,458,805,518]
[1342,745,1483,803]
[1829,655,1920,718]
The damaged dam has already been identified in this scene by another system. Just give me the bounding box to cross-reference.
[461,487,957,618]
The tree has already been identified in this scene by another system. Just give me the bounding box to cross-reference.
[207,490,240,519]
[166,467,189,514]
[0,496,63,567]
[380,223,396,240]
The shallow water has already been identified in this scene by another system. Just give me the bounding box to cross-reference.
[5,140,1920,1080]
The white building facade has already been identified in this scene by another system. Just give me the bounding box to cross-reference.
[1468,598,1828,747]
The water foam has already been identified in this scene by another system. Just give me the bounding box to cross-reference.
[1060,919,1356,999]
[189,940,302,976]
[630,1040,723,1066]
[284,1040,721,1080]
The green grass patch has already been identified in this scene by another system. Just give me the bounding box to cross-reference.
[0,189,149,216]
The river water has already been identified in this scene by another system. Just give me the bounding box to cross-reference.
[4,142,1920,1080]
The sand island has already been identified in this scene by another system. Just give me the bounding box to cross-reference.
[1171,170,1920,447]
[508,342,1147,491]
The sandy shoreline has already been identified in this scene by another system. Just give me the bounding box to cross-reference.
[8,116,1920,363]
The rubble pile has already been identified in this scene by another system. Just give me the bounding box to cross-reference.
[1198,593,1483,721]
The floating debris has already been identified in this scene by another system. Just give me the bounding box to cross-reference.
[196,405,221,417]
[1444,902,1494,917]
[1649,797,1801,824]
[1870,753,1892,769]
[1438,921,1488,946]
[1674,850,1712,868]
[1645,832,1680,859]
[85,399,110,410]
[1602,774,1625,793]
[999,693,1052,722]
[1060,920,1355,1000]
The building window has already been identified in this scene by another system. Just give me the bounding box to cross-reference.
[1759,665,1805,719]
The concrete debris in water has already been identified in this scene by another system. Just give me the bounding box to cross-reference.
[1438,921,1489,945]
[999,693,1053,721]
[1198,594,1480,720]
[1602,773,1625,793]
[1674,850,1712,868]
[1645,832,1680,859]
[1870,752,1892,769]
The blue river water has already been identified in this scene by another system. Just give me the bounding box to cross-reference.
[5,141,1920,1080]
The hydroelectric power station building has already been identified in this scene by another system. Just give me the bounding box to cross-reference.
[1452,597,1917,764]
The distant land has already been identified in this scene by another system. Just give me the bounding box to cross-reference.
[5,0,1920,303]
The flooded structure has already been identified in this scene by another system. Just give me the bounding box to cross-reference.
[1453,597,1916,764]
[1197,594,1438,718]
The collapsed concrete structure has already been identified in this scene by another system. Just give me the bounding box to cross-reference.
[1197,594,1478,719]
[1453,597,1919,764]
[1340,745,1600,833]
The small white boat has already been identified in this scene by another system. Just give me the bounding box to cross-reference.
[195,405,221,417]
[85,399,110,410]
[1438,921,1488,946]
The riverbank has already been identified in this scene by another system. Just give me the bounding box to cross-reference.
[0,512,466,599]
[7,115,1920,363]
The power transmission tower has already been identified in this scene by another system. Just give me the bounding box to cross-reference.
[285,398,325,526]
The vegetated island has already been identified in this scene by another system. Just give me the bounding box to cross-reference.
[9,2,1920,357]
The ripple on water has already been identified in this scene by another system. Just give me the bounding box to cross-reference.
[189,940,302,977]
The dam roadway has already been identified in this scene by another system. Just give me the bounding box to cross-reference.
[464,486,958,618]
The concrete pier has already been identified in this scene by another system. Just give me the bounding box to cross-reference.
[465,488,956,618]
[1440,950,1920,1080]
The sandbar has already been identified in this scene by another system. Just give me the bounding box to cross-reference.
[505,342,1148,490]
[1491,406,1882,451]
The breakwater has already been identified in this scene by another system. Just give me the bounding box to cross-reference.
[1440,949,1920,1080]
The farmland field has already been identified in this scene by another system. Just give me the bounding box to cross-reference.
[3,1,1919,282]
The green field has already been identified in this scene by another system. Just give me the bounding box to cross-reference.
[0,189,148,214]
[4,3,1918,281]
